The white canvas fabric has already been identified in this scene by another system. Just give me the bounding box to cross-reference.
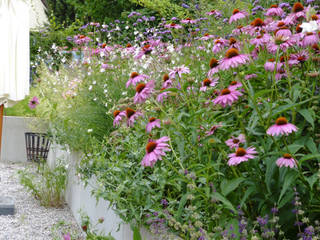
[0,0,30,107]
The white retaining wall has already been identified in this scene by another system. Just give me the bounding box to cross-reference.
[1,117,158,240]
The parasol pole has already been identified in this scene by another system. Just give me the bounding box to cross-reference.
[0,104,3,159]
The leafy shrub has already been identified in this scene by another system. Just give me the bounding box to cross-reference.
[33,0,320,239]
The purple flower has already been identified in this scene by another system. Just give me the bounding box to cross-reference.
[63,233,71,240]
[113,110,126,127]
[126,108,143,127]
[141,137,171,167]
[267,117,298,136]
[228,147,257,166]
[134,80,155,104]
[126,72,149,88]
[276,154,297,168]
[146,118,161,133]
[181,3,190,8]
[28,96,39,109]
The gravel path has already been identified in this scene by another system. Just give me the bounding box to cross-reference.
[0,162,83,240]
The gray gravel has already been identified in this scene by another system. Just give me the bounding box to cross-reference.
[0,162,83,240]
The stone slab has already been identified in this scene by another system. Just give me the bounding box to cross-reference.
[0,196,15,215]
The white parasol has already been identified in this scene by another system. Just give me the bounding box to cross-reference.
[0,0,30,157]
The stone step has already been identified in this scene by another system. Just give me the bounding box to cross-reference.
[0,196,15,215]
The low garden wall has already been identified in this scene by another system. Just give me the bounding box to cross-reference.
[47,143,157,240]
[1,116,157,240]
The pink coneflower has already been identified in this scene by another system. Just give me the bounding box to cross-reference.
[229,9,248,24]
[245,74,257,80]
[207,57,220,77]
[250,34,270,48]
[134,80,155,104]
[275,69,287,81]
[219,48,250,70]
[157,88,169,103]
[225,134,246,149]
[212,39,228,53]
[135,44,153,59]
[28,96,39,109]
[246,18,266,36]
[113,110,126,127]
[169,65,190,79]
[162,73,173,88]
[290,51,309,64]
[284,2,306,25]
[275,27,292,38]
[264,58,275,72]
[126,72,149,88]
[146,117,161,133]
[206,10,222,18]
[227,147,257,166]
[228,37,241,49]
[200,33,215,41]
[141,137,171,167]
[165,23,183,29]
[233,25,245,36]
[265,4,284,17]
[266,117,298,136]
[267,35,297,54]
[228,81,242,90]
[180,18,197,24]
[200,78,218,92]
[63,233,71,240]
[300,32,319,47]
[276,153,297,168]
[213,88,242,107]
[205,123,222,136]
[126,108,143,127]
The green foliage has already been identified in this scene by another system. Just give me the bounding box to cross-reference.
[18,161,67,208]
[4,98,35,117]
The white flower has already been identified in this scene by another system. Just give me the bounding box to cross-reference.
[301,21,319,33]
[87,129,93,133]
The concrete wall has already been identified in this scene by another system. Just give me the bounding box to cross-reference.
[1,116,36,163]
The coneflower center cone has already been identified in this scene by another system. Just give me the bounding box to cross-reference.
[221,88,231,95]
[209,58,219,68]
[271,4,278,8]
[163,74,169,82]
[113,110,121,118]
[292,2,304,13]
[251,18,264,27]
[230,81,238,85]
[146,142,157,153]
[136,83,146,93]
[131,72,139,79]
[203,79,212,86]
[233,139,240,143]
[232,9,240,15]
[275,117,288,125]
[229,37,237,45]
[225,48,240,59]
[149,117,156,122]
[283,153,292,159]
[236,148,247,156]
[126,108,135,118]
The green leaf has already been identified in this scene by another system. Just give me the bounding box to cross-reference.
[271,98,314,117]
[306,138,318,154]
[265,157,277,194]
[211,192,236,212]
[176,193,188,220]
[240,186,255,208]
[133,226,142,240]
[300,154,320,163]
[220,177,245,196]
[298,109,314,129]
[278,171,297,204]
[306,173,319,189]
[288,144,304,154]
